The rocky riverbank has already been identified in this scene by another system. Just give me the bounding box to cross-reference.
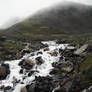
[0,40,92,92]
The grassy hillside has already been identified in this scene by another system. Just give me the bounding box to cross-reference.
[0,2,92,41]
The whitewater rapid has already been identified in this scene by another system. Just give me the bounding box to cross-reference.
[0,41,74,92]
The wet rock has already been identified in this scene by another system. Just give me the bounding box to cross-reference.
[28,70,39,77]
[19,69,24,74]
[37,51,43,55]
[59,48,64,54]
[59,48,84,64]
[12,77,20,86]
[0,64,10,80]
[31,53,35,56]
[28,71,35,77]
[35,56,44,65]
[24,59,35,69]
[43,47,49,51]
[26,83,35,92]
[19,59,35,70]
[20,82,24,84]
[59,56,64,60]
[50,68,59,75]
[50,62,74,76]
[4,86,12,92]
[21,49,30,55]
[47,51,58,56]
[18,60,24,66]
[20,86,27,92]
[52,62,58,67]
[26,76,56,92]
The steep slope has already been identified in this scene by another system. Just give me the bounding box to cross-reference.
[1,2,92,40]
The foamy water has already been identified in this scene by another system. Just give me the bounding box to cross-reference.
[0,41,74,92]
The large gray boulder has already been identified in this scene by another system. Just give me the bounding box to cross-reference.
[74,44,88,55]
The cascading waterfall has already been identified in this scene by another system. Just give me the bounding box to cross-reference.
[0,41,74,92]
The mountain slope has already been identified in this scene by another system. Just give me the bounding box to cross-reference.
[1,2,92,40]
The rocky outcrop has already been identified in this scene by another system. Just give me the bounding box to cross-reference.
[26,76,57,92]
[74,44,88,55]
[50,62,74,76]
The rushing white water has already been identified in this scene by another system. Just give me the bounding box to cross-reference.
[0,41,74,92]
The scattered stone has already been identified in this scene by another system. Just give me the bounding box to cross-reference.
[37,51,43,55]
[35,56,44,65]
[21,49,30,55]
[19,69,24,74]
[28,70,39,77]
[47,51,58,56]
[31,53,35,56]
[43,47,49,51]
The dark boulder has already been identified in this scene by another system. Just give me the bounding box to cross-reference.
[19,69,24,74]
[28,70,39,77]
[4,86,12,92]
[35,56,44,65]
[0,63,10,80]
[21,49,30,55]
[26,76,56,92]
[43,47,49,51]
[18,59,35,70]
[50,62,74,77]
[37,51,43,55]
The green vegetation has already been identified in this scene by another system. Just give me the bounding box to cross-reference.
[2,42,24,51]
[0,41,25,61]
[80,52,92,71]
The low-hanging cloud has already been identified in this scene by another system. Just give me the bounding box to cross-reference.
[0,0,91,28]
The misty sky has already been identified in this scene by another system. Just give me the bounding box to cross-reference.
[0,0,92,28]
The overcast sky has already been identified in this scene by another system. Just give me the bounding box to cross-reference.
[0,0,92,28]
